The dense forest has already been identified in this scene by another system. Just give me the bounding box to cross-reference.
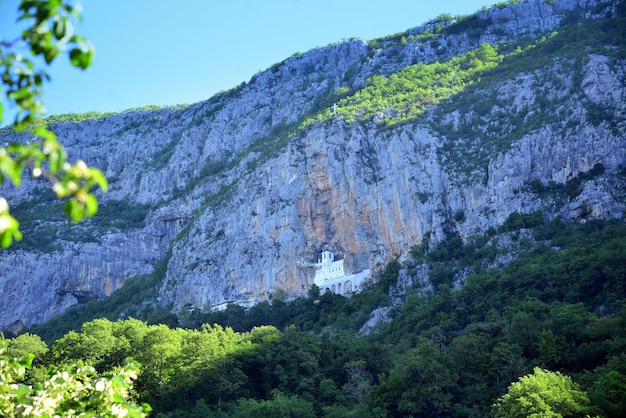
[4,215,625,417]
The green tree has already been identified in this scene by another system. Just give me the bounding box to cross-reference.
[342,359,374,408]
[591,370,626,418]
[4,333,47,361]
[0,339,150,417]
[231,390,316,418]
[4,333,49,386]
[105,318,149,369]
[493,367,596,418]
[589,353,626,418]
[135,324,182,396]
[0,0,106,248]
[50,317,133,373]
[318,378,345,406]
[371,338,456,417]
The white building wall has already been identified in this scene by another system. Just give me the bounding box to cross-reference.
[313,251,370,296]
[314,260,345,283]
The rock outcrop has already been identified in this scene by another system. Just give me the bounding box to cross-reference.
[1,0,624,331]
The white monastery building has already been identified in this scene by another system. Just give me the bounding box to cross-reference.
[210,250,370,310]
[314,250,370,296]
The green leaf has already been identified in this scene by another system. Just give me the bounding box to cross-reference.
[0,211,22,249]
[48,151,63,174]
[53,17,66,40]
[43,45,59,64]
[8,87,32,102]
[85,193,98,217]
[89,168,109,192]
[33,126,57,142]
[63,199,84,223]
[13,383,31,397]
[69,44,94,69]
[69,35,86,43]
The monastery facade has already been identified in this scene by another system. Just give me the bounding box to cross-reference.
[313,250,370,296]
[210,250,370,310]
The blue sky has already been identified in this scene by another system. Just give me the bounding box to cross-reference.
[1,0,502,123]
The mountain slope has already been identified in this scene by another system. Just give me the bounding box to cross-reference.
[1,0,625,332]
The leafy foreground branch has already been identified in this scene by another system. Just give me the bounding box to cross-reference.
[0,339,150,417]
[0,0,106,248]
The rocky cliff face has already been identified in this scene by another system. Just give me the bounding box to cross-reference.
[1,0,624,332]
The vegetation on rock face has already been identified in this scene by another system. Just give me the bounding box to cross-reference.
[430,18,626,179]
[5,197,150,252]
[41,104,190,126]
[299,43,501,129]
[344,43,499,126]
[289,12,626,178]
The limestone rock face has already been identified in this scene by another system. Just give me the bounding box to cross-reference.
[1,0,625,330]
